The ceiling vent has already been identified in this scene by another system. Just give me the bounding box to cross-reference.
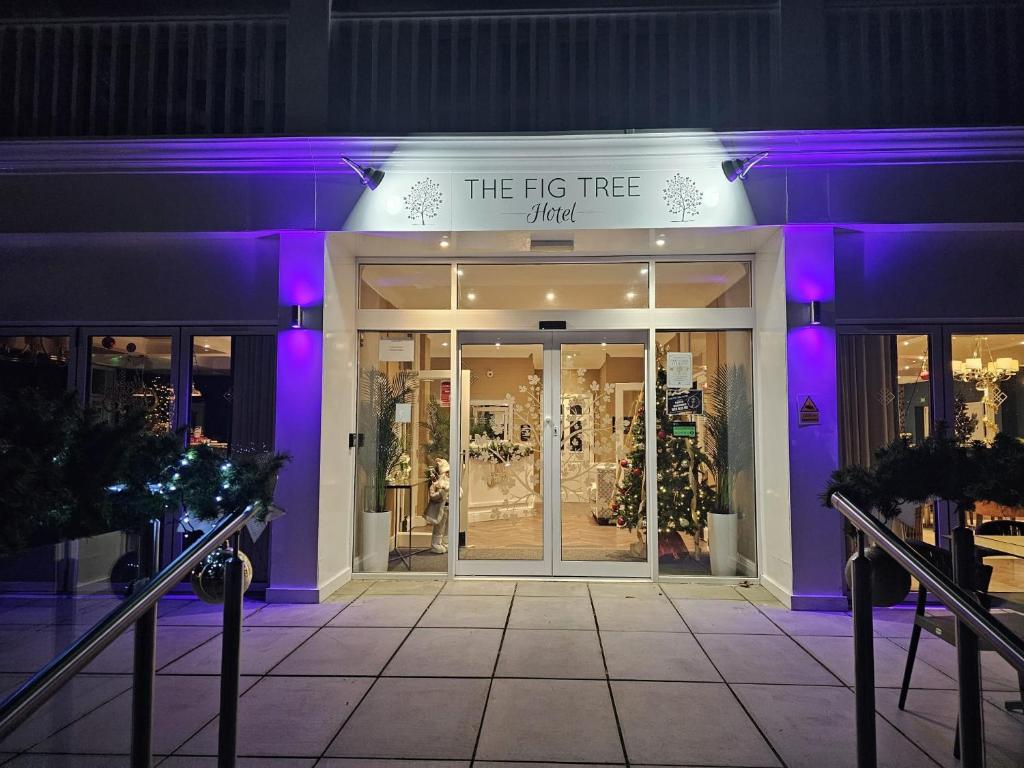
[530,238,575,252]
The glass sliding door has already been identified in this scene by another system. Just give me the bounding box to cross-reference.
[457,335,547,574]
[455,331,649,577]
[557,340,648,570]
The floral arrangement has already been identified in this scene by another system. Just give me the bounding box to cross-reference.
[467,437,535,464]
[387,452,412,484]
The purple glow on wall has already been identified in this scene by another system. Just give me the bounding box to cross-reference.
[278,231,325,307]
[784,227,844,603]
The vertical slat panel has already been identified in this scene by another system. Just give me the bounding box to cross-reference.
[88,25,99,135]
[185,23,195,132]
[31,25,42,135]
[13,26,24,135]
[264,22,276,133]
[205,23,216,134]
[224,22,235,133]
[107,24,120,134]
[50,25,62,135]
[165,22,177,133]
[242,21,254,133]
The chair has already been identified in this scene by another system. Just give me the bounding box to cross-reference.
[897,540,1024,757]
[975,518,1024,614]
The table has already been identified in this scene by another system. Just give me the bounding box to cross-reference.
[386,483,428,570]
[975,535,1024,558]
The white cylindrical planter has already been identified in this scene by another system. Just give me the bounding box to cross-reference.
[361,511,391,573]
[708,512,739,576]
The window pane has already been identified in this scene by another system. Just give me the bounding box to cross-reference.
[652,331,756,577]
[354,331,452,573]
[951,333,1024,594]
[359,264,452,309]
[838,334,935,593]
[458,263,648,309]
[0,335,69,395]
[459,341,545,561]
[655,262,751,308]
[88,335,174,432]
[190,335,276,455]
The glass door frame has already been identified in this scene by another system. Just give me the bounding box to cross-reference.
[452,329,652,578]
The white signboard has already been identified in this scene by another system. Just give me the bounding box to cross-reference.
[345,168,755,232]
[379,338,414,362]
[666,352,693,389]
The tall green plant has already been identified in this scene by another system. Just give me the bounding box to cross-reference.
[703,364,754,515]
[361,367,418,512]
[420,394,450,467]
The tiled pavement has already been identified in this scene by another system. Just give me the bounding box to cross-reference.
[0,580,1021,767]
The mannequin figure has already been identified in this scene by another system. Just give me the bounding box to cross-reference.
[424,458,450,554]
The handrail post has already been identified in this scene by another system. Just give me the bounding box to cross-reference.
[851,531,877,768]
[951,512,985,766]
[130,518,161,768]
[217,532,244,768]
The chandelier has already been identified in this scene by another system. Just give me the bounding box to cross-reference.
[951,338,1020,437]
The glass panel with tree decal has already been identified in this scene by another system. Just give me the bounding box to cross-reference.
[459,342,544,561]
[627,331,756,577]
[353,331,452,573]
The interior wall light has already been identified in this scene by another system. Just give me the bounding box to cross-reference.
[340,156,385,190]
[654,234,666,247]
[290,305,305,329]
[809,300,822,326]
[721,151,768,182]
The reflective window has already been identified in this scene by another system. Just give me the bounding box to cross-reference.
[653,331,755,577]
[88,335,174,432]
[354,331,452,573]
[0,335,69,396]
[190,335,276,456]
[655,262,751,308]
[458,263,649,309]
[951,333,1024,594]
[359,264,452,309]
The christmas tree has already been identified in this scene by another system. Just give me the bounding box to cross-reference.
[610,359,717,543]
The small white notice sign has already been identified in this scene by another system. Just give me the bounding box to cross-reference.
[379,338,414,362]
[666,352,693,389]
[395,403,413,423]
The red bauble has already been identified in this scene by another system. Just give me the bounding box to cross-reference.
[619,459,629,468]
[632,467,642,476]
[657,430,667,440]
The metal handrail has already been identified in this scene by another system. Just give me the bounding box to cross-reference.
[831,493,1024,673]
[0,506,256,740]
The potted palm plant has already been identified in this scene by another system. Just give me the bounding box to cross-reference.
[359,367,418,572]
[703,364,754,576]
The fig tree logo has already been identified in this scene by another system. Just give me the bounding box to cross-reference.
[403,177,443,226]
[662,173,703,222]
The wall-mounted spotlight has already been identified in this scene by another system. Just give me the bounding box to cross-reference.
[340,156,385,190]
[290,305,305,329]
[809,300,822,326]
[721,151,768,182]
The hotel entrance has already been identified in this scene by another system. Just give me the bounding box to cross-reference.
[455,331,649,577]
[347,246,762,581]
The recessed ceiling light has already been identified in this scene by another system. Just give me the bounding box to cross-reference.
[441,341,449,347]
[640,267,649,275]
[902,341,910,346]
[626,291,636,300]
[654,235,666,247]
[495,342,501,348]
[456,268,464,276]
[466,292,477,301]
[601,342,607,348]
[545,291,556,301]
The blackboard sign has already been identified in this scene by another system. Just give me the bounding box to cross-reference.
[666,388,703,418]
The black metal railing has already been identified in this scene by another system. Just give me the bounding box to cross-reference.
[0,506,256,767]
[831,492,1024,768]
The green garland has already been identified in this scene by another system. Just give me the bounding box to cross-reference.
[0,388,288,557]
